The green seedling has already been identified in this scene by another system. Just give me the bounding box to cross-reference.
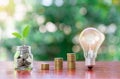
[12,25,30,45]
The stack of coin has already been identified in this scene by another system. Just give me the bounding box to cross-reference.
[54,58,63,70]
[67,53,76,69]
[41,63,49,70]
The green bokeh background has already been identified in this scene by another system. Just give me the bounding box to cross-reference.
[0,0,120,61]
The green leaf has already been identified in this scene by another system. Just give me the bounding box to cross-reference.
[22,25,30,38]
[12,32,22,39]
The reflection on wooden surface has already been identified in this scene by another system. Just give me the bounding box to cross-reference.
[85,70,95,79]
[0,61,120,79]
[15,70,31,79]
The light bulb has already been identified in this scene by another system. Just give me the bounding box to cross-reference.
[79,27,105,69]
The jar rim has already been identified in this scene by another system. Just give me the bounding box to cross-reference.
[16,45,31,51]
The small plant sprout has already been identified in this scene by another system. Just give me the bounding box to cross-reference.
[12,25,30,45]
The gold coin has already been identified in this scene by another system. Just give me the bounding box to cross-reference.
[67,53,76,61]
[54,58,63,61]
[41,63,49,70]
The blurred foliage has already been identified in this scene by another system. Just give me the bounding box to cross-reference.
[1,0,120,61]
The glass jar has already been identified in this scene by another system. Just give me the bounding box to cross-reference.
[14,46,33,70]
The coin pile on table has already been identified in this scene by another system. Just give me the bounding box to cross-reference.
[41,63,49,70]
[67,53,76,70]
[54,58,63,70]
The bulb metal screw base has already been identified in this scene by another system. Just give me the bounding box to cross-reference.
[85,58,95,69]
[87,65,93,70]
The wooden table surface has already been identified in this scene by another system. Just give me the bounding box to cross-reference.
[1,61,120,79]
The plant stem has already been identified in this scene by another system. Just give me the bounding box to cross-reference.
[22,38,25,46]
